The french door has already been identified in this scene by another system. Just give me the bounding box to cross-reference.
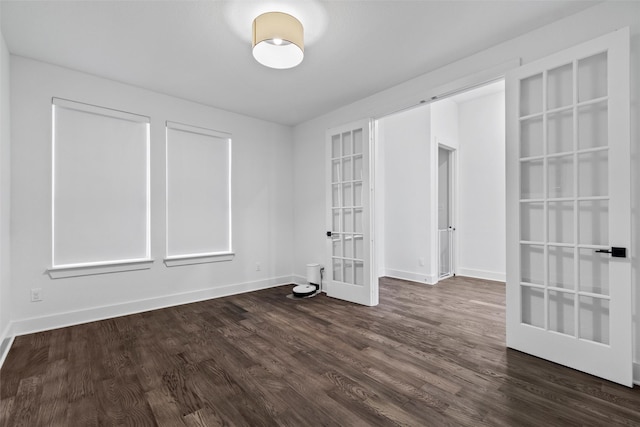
[325,120,378,306]
[505,28,632,386]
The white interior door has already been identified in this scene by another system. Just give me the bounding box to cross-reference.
[326,120,378,306]
[506,28,632,386]
[438,146,455,279]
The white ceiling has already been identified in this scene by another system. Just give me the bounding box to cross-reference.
[1,0,598,126]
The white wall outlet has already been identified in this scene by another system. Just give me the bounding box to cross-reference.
[31,288,43,302]
[255,262,261,271]
[418,258,425,267]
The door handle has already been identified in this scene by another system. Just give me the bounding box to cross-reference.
[595,247,626,258]
[326,231,332,237]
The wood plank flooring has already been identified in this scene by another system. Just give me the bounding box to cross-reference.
[1,276,640,426]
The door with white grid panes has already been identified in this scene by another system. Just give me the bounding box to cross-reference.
[326,120,378,306]
[505,29,631,386]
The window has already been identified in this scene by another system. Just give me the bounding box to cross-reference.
[50,98,151,277]
[165,121,233,266]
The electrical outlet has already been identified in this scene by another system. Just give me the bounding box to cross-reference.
[31,288,43,302]
[255,262,261,271]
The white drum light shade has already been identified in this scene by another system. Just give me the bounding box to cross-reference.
[252,12,304,69]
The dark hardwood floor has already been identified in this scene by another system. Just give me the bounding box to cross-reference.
[1,276,639,426]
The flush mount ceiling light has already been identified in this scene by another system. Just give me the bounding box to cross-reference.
[252,12,304,69]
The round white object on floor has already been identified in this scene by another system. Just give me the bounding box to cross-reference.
[292,284,317,298]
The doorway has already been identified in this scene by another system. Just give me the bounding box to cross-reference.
[375,80,505,285]
[433,81,506,283]
[438,146,455,279]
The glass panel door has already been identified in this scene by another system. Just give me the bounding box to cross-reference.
[518,52,613,343]
[330,129,364,286]
[326,120,377,306]
[438,147,454,279]
[506,29,631,386]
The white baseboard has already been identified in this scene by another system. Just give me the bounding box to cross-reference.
[634,362,640,386]
[11,275,295,338]
[456,267,506,283]
[385,269,438,285]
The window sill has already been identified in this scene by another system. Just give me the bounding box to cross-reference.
[48,259,154,279]
[164,252,235,267]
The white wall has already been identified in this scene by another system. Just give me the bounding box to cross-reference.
[9,56,294,335]
[379,106,437,284]
[0,11,12,355]
[431,98,459,150]
[457,91,506,281]
[376,99,463,285]
[292,2,640,378]
[376,90,505,285]
[431,99,459,280]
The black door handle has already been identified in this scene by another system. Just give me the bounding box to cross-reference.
[326,231,332,237]
[595,247,626,258]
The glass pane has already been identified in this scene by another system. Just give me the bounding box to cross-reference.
[439,230,451,277]
[578,102,608,150]
[578,52,607,102]
[549,290,575,336]
[332,235,342,257]
[343,209,353,233]
[342,158,352,181]
[354,208,363,233]
[578,248,609,295]
[520,117,543,158]
[354,182,363,206]
[522,286,545,328]
[547,110,573,154]
[548,246,574,289]
[343,234,353,258]
[521,160,543,199]
[521,244,544,285]
[520,202,544,242]
[578,200,608,246]
[332,258,342,282]
[332,185,340,208]
[547,63,573,109]
[332,209,340,232]
[353,155,363,180]
[579,296,609,344]
[331,135,340,158]
[353,129,363,154]
[332,160,341,183]
[342,183,352,207]
[578,150,608,197]
[343,261,354,284]
[354,261,364,286]
[354,235,364,260]
[342,132,352,156]
[548,155,573,198]
[548,201,574,244]
[520,73,543,116]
